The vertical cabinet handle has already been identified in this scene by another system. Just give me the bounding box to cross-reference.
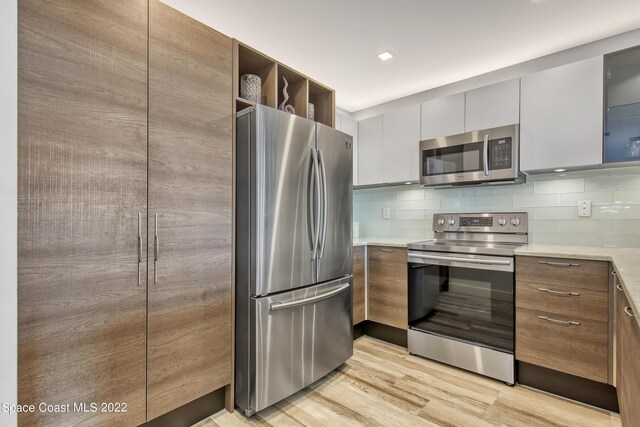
[154,213,159,284]
[137,212,142,287]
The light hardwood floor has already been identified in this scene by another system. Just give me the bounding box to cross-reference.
[197,336,621,427]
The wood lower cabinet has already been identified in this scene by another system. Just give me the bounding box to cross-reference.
[516,307,608,382]
[18,0,149,425]
[147,0,233,420]
[516,256,609,383]
[367,246,408,330]
[617,287,640,427]
[353,246,366,325]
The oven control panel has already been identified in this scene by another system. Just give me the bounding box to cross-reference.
[433,212,527,233]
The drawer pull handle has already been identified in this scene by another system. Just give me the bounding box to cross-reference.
[612,271,617,277]
[617,284,624,291]
[538,288,580,297]
[379,248,398,253]
[538,261,580,267]
[538,315,580,326]
[625,307,635,318]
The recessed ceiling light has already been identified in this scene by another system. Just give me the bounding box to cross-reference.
[553,168,566,172]
[377,51,393,61]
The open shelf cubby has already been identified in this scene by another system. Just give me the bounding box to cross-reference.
[233,40,335,127]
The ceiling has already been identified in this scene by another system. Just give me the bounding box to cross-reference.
[163,0,640,112]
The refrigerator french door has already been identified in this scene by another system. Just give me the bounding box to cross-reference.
[236,105,354,416]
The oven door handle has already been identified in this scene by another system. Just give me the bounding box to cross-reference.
[408,252,512,266]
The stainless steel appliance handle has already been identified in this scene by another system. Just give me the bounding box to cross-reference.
[483,134,489,177]
[538,315,580,326]
[309,149,318,260]
[625,307,635,317]
[154,213,159,284]
[318,149,328,259]
[137,212,142,287]
[312,148,321,258]
[538,288,580,297]
[409,252,512,266]
[538,260,580,267]
[270,283,350,311]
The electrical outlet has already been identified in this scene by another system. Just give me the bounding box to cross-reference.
[382,207,391,220]
[578,200,592,217]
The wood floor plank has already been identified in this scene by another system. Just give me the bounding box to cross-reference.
[200,336,614,427]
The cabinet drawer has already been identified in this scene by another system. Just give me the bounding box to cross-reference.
[516,280,608,322]
[516,256,608,291]
[516,307,608,383]
[368,246,407,330]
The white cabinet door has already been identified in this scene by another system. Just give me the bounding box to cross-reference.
[421,93,465,140]
[358,115,383,185]
[520,56,603,172]
[382,105,420,183]
[339,114,359,186]
[465,79,520,131]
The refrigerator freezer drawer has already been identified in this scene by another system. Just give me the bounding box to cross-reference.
[236,276,353,416]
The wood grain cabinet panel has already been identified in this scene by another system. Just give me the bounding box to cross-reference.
[516,280,608,322]
[367,246,408,330]
[618,289,640,427]
[147,0,233,420]
[353,246,366,325]
[517,256,608,291]
[516,307,608,383]
[18,0,149,425]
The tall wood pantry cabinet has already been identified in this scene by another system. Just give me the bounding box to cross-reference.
[18,0,233,425]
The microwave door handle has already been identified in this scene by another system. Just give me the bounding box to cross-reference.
[483,134,489,177]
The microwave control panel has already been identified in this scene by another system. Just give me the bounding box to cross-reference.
[490,137,512,170]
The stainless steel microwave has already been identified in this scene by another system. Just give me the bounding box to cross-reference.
[419,124,524,187]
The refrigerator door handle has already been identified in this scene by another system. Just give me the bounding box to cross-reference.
[269,283,350,311]
[308,149,318,259]
[311,148,322,259]
[318,149,328,259]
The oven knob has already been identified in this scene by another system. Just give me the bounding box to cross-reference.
[437,217,445,226]
[511,218,520,226]
[498,218,507,226]
[448,218,456,226]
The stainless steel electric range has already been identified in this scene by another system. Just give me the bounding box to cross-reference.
[407,212,528,384]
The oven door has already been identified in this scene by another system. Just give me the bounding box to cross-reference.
[407,251,514,353]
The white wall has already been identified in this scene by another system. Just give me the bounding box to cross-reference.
[352,27,640,120]
[0,0,17,425]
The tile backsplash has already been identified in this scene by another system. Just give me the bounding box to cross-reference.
[354,166,640,248]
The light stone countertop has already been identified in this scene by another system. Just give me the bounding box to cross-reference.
[515,244,640,328]
[353,237,421,248]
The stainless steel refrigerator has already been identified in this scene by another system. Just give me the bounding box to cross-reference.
[235,105,354,416]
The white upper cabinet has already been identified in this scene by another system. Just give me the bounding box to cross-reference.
[382,104,421,183]
[420,93,465,140]
[465,79,520,131]
[520,56,603,172]
[337,113,359,186]
[357,115,383,185]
